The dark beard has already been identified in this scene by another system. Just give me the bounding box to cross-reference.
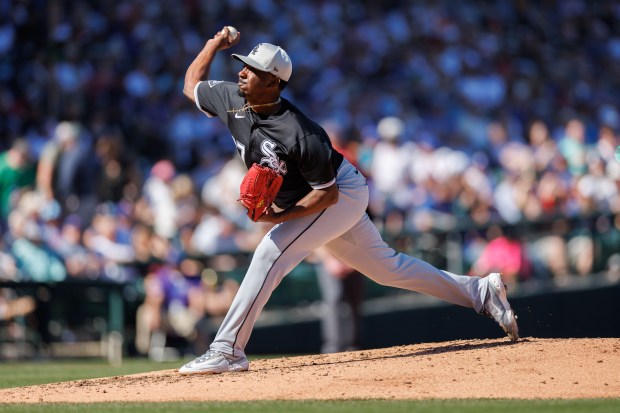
[237,88,245,98]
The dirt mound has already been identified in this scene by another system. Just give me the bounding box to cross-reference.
[1,338,619,403]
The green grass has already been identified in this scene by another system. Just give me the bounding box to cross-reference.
[0,360,618,413]
[0,400,619,413]
[0,358,181,389]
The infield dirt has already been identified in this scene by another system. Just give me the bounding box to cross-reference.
[1,337,619,403]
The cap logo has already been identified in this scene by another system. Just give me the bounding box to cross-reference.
[251,44,262,55]
[273,67,278,72]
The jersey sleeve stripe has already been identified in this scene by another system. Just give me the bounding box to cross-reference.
[193,81,214,118]
[310,178,336,190]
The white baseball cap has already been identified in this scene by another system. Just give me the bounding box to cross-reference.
[232,43,292,82]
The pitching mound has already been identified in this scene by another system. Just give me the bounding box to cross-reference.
[1,337,619,403]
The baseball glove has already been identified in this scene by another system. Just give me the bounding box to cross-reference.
[238,163,283,221]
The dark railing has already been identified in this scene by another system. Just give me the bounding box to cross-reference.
[0,279,135,364]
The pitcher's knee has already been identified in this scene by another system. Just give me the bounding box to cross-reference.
[253,239,281,264]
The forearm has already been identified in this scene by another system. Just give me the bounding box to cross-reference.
[183,40,220,100]
[261,185,339,224]
[36,162,54,199]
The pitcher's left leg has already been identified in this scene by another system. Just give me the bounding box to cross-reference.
[325,214,518,340]
[326,213,483,309]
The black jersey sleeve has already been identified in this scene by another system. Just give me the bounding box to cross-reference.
[194,81,240,124]
[295,132,336,189]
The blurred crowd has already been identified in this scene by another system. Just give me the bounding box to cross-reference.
[1,0,620,353]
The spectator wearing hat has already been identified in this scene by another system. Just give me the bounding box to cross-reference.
[368,116,414,228]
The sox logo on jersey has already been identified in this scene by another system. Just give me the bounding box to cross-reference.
[260,140,287,175]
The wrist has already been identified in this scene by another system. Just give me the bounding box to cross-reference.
[205,36,230,52]
[203,39,220,53]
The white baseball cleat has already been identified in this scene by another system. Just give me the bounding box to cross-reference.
[179,350,249,375]
[481,273,519,342]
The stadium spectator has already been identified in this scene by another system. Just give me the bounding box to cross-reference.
[135,261,238,359]
[0,287,36,348]
[0,290,35,323]
[93,130,141,204]
[142,160,178,240]
[0,139,36,229]
[82,203,134,282]
[368,116,413,225]
[36,121,99,223]
[6,206,66,283]
[558,118,589,177]
[313,247,364,354]
[470,226,533,286]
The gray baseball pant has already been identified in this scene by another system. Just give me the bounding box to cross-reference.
[209,159,485,358]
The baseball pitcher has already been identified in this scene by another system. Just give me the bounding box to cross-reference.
[179,27,518,375]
